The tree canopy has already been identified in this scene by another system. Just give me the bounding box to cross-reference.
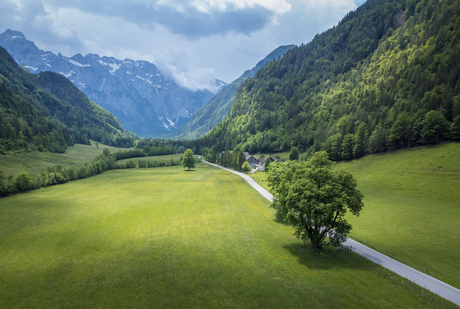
[181,149,196,171]
[267,151,364,250]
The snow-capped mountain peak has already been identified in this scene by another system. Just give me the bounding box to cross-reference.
[0,29,228,136]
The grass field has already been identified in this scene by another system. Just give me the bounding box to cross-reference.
[0,163,454,308]
[249,171,270,191]
[0,141,130,176]
[249,143,460,290]
[336,142,460,289]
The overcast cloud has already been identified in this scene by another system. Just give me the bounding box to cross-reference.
[1,0,365,91]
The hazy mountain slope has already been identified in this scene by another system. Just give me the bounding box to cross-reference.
[171,45,296,139]
[0,46,135,153]
[0,30,227,136]
[200,0,460,158]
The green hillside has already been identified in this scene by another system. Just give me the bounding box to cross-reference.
[199,0,460,160]
[0,165,453,308]
[249,142,460,289]
[0,46,136,154]
[337,142,460,289]
[171,45,295,140]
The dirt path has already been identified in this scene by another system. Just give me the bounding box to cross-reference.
[203,160,460,306]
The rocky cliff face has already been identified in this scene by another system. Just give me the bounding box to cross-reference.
[0,29,226,136]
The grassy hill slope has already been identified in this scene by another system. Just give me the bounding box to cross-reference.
[0,164,453,308]
[249,142,460,289]
[0,141,131,176]
[336,142,460,288]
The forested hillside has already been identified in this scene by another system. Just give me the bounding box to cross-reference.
[199,0,460,160]
[171,45,295,140]
[0,47,136,153]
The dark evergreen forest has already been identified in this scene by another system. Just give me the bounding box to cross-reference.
[198,0,460,160]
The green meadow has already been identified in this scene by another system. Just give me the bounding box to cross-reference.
[336,142,460,289]
[250,143,460,290]
[0,163,454,308]
[0,141,130,176]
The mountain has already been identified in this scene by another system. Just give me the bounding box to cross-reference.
[0,30,227,136]
[0,46,135,153]
[170,45,296,140]
[199,0,460,159]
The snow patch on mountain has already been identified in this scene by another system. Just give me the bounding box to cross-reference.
[68,59,91,67]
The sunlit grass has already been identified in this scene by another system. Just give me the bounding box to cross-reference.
[248,171,270,191]
[250,143,460,289]
[336,142,460,289]
[0,163,454,308]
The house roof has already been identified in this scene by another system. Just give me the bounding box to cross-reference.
[243,152,250,159]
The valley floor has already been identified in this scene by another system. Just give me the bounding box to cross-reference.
[0,163,455,308]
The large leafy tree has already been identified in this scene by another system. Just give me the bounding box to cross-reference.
[388,112,412,149]
[267,151,364,250]
[421,111,449,144]
[181,149,196,171]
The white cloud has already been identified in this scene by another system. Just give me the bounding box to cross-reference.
[0,0,365,90]
[185,0,292,15]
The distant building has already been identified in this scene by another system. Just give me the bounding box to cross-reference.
[244,152,258,168]
[258,156,266,171]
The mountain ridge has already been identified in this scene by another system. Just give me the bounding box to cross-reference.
[199,0,460,159]
[0,29,227,136]
[0,46,135,153]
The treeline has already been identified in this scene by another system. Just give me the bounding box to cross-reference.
[136,138,196,154]
[0,149,182,197]
[197,0,460,161]
[200,147,247,171]
[0,46,136,154]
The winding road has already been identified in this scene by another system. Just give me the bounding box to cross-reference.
[202,160,460,307]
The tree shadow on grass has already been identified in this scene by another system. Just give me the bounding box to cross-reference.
[272,215,290,226]
[183,169,196,172]
[283,242,375,271]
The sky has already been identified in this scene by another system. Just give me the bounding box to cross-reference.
[0,0,366,92]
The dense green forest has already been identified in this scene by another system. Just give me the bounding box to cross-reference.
[198,0,460,160]
[0,46,136,153]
